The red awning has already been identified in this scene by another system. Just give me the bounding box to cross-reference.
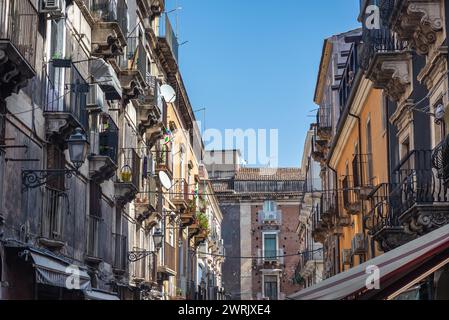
[288,224,449,300]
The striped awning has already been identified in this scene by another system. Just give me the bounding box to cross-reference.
[30,251,91,290]
[288,223,449,300]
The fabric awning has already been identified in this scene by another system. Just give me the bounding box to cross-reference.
[84,289,120,300]
[30,251,91,290]
[90,58,122,101]
[288,224,449,300]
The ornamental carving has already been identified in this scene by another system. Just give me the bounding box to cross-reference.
[392,0,443,55]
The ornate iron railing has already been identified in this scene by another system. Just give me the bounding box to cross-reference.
[0,0,38,70]
[41,187,68,241]
[432,135,449,188]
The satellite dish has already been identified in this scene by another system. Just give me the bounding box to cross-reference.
[435,104,445,121]
[158,171,172,190]
[160,84,177,103]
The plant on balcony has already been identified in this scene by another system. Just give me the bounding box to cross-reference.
[196,212,210,236]
[51,52,72,68]
[120,165,132,182]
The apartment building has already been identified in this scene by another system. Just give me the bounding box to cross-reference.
[290,0,449,300]
[207,150,305,300]
[0,0,224,300]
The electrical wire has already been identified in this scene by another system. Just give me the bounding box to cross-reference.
[195,248,323,260]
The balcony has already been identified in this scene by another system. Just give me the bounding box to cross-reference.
[338,43,359,113]
[365,183,416,252]
[393,149,449,235]
[136,75,164,140]
[432,134,449,188]
[159,243,176,277]
[316,107,332,140]
[132,250,157,285]
[86,215,102,262]
[88,115,119,183]
[156,14,179,75]
[312,204,326,243]
[135,176,160,226]
[351,233,367,256]
[360,28,411,102]
[39,187,67,249]
[352,153,374,198]
[388,0,443,56]
[88,0,128,58]
[0,0,37,100]
[298,245,323,278]
[341,176,361,215]
[181,199,197,228]
[258,210,282,230]
[256,249,285,268]
[44,67,89,144]
[113,233,127,273]
[117,37,146,102]
[155,142,173,178]
[115,148,140,207]
[311,125,327,164]
[171,179,191,212]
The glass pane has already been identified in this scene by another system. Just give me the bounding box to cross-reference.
[264,234,277,258]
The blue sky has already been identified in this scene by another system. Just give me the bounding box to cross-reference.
[166,0,361,167]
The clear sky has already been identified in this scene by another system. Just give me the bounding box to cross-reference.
[166,0,361,167]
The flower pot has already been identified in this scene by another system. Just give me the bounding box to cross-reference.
[52,58,72,68]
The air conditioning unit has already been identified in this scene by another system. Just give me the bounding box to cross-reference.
[87,84,105,112]
[342,249,352,266]
[351,233,367,255]
[40,0,63,15]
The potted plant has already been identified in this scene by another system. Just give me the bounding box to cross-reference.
[120,165,132,182]
[51,53,72,68]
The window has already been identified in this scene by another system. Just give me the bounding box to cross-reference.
[263,233,277,260]
[366,119,373,183]
[263,201,277,212]
[264,275,278,300]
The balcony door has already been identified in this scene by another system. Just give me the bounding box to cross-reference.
[263,275,279,300]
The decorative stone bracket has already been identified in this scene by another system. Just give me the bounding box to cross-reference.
[366,52,412,102]
[392,0,443,55]
[88,155,118,184]
[92,22,127,58]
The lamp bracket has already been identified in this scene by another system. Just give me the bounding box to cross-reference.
[128,250,156,263]
[22,169,78,190]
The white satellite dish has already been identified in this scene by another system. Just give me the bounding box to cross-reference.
[158,171,172,190]
[435,104,445,121]
[160,84,177,103]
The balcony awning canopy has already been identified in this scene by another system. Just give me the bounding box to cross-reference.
[288,224,449,300]
[29,249,91,290]
[84,289,120,300]
[90,58,122,101]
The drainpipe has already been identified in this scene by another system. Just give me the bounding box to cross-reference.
[326,163,340,274]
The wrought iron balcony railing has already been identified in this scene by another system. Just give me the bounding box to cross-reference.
[88,0,128,37]
[432,135,449,188]
[341,176,361,214]
[393,149,449,213]
[158,13,179,63]
[359,27,407,71]
[44,66,89,130]
[0,0,38,70]
[338,43,359,115]
[113,233,127,271]
[99,115,119,164]
[87,214,102,258]
[41,187,68,241]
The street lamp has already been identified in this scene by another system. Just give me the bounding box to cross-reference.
[128,228,164,262]
[22,128,89,189]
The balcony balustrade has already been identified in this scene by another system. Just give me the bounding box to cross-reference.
[256,249,285,267]
[87,0,128,58]
[113,233,127,272]
[341,176,361,215]
[171,178,191,211]
[158,243,176,276]
[86,215,102,260]
[89,115,119,183]
[40,187,68,248]
[115,148,141,207]
[258,209,282,229]
[316,107,332,140]
[44,66,89,144]
[338,43,359,114]
[156,13,179,74]
[0,0,37,99]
